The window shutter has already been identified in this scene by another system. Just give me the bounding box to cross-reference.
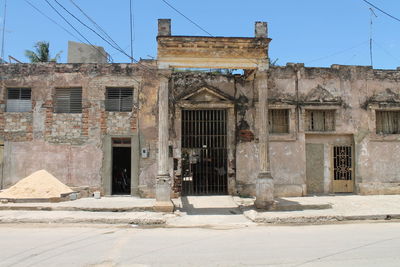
[55,88,82,113]
[105,88,133,112]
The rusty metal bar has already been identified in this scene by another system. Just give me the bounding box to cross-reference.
[181,109,227,195]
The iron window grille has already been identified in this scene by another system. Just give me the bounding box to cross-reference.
[54,88,82,113]
[6,88,32,112]
[105,88,133,112]
[269,109,289,134]
[376,110,400,134]
[306,110,335,132]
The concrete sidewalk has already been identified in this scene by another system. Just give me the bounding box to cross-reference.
[242,195,400,224]
[1,195,400,227]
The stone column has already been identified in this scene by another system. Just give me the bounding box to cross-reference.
[154,72,174,212]
[255,70,274,209]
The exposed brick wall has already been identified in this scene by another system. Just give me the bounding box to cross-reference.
[44,100,53,137]
[0,100,4,137]
[3,113,33,141]
[49,113,83,143]
[82,101,90,137]
[106,112,133,135]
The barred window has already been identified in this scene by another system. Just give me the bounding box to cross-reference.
[105,88,133,112]
[6,88,32,112]
[269,109,289,134]
[376,110,400,134]
[306,110,335,131]
[54,88,82,113]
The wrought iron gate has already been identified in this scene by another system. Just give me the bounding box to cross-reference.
[332,145,353,193]
[181,109,227,195]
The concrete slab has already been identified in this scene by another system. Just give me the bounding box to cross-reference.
[244,195,400,224]
[0,210,169,225]
[0,196,155,212]
[1,195,400,227]
[173,195,242,215]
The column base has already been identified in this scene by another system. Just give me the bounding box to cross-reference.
[154,174,174,212]
[154,200,175,212]
[255,171,274,210]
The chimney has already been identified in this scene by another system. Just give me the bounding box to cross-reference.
[255,21,268,38]
[158,19,171,36]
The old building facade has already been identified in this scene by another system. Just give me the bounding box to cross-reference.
[1,20,400,209]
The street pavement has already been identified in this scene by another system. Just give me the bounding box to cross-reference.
[1,222,400,266]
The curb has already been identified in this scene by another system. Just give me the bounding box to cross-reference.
[244,210,400,224]
[0,206,154,212]
[0,217,166,225]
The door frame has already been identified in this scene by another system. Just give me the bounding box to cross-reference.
[175,102,236,195]
[331,144,354,193]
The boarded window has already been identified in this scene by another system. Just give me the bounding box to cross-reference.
[306,110,335,131]
[6,88,32,112]
[376,110,400,134]
[54,88,82,113]
[105,88,133,112]
[269,109,289,134]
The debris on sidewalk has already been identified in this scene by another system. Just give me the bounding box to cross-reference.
[0,170,74,202]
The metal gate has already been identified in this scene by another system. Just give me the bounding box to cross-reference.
[181,109,227,195]
[332,145,353,193]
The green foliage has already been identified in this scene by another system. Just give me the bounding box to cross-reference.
[25,41,62,63]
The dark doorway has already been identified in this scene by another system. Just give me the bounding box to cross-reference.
[112,138,131,195]
[181,109,228,195]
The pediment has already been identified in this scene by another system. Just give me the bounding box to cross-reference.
[179,86,232,102]
[305,85,341,103]
[370,88,400,103]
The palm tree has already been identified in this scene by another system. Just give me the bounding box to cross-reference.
[25,41,62,63]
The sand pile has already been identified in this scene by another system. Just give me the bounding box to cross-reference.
[0,170,74,199]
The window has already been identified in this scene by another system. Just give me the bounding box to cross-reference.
[269,109,289,134]
[306,110,335,131]
[54,88,82,113]
[6,88,32,112]
[105,88,133,112]
[376,110,400,134]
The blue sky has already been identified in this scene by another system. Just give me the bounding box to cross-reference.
[1,0,400,69]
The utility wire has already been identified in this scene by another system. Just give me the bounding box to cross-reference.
[53,0,146,66]
[69,0,120,50]
[160,0,260,66]
[129,0,134,63]
[44,0,110,62]
[24,0,84,43]
[1,0,7,61]
[373,40,400,65]
[305,40,369,64]
[52,0,160,75]
[160,0,213,36]
[362,0,400,23]
[53,0,126,55]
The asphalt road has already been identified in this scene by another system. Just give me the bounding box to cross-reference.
[1,222,400,267]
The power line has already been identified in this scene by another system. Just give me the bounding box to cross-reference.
[51,1,163,75]
[44,0,110,62]
[1,0,7,61]
[373,40,400,65]
[160,0,260,66]
[24,0,84,43]
[361,0,400,23]
[129,0,134,63]
[369,8,378,67]
[53,0,134,62]
[69,0,120,50]
[305,40,369,64]
[160,0,213,37]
